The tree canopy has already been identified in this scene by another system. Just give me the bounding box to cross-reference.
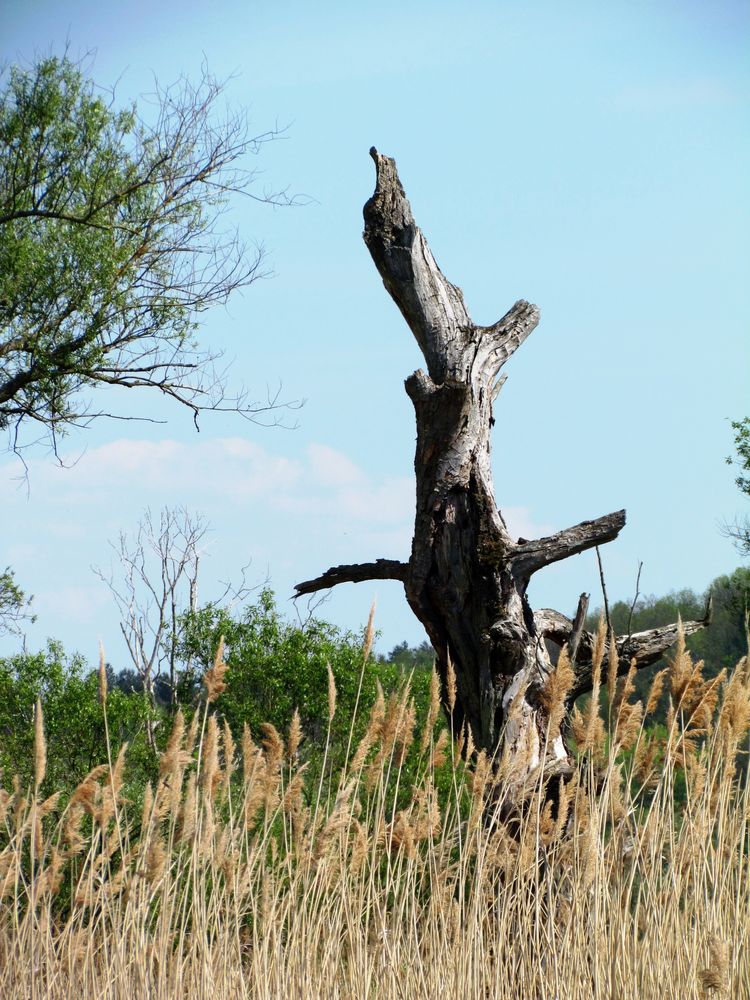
[0,55,290,455]
[724,417,750,555]
[0,567,34,636]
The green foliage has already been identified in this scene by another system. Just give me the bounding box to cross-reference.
[177,590,443,800]
[0,590,447,811]
[382,639,434,671]
[177,589,377,757]
[0,641,153,794]
[0,55,282,453]
[725,417,750,554]
[596,588,706,638]
[727,417,750,498]
[588,567,749,722]
[0,566,34,636]
[690,567,750,670]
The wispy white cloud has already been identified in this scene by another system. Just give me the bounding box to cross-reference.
[0,436,555,660]
[0,437,301,507]
[0,438,552,549]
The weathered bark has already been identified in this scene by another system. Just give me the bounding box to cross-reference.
[295,149,706,796]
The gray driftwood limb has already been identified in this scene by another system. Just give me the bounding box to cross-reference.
[568,616,709,703]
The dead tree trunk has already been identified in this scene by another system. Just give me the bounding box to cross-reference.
[296,149,708,793]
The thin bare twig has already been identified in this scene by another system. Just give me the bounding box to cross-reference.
[595,545,610,632]
[626,560,643,644]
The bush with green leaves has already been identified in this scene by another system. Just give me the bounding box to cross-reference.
[0,641,153,795]
[177,591,449,813]
[177,589,414,763]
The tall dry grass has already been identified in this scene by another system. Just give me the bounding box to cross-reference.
[1,624,749,999]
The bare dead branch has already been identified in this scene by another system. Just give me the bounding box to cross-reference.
[511,510,626,580]
[534,607,575,645]
[294,559,408,597]
[626,560,643,643]
[477,299,541,372]
[94,506,210,728]
[570,609,711,702]
[595,545,611,631]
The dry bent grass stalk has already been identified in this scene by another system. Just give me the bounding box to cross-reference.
[0,632,749,998]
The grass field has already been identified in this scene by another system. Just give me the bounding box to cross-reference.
[1,628,748,999]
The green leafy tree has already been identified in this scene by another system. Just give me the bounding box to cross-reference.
[728,417,750,497]
[724,417,750,555]
[597,587,706,638]
[383,639,434,671]
[0,566,34,636]
[0,55,291,455]
[689,568,749,672]
[0,598,447,816]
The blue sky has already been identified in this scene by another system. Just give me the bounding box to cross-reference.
[1,0,748,665]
